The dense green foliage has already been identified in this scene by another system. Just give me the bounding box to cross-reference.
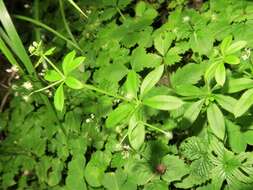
[1,0,253,189]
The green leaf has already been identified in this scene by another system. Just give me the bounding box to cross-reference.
[62,51,85,75]
[224,55,240,65]
[143,95,183,110]
[65,155,87,190]
[135,1,146,17]
[65,76,84,89]
[54,84,64,111]
[181,99,204,128]
[144,180,168,190]
[220,35,232,55]
[225,41,247,55]
[226,78,253,93]
[102,170,136,190]
[226,119,246,153]
[171,63,205,87]
[175,84,206,97]
[128,115,145,150]
[215,63,226,86]
[44,70,62,82]
[125,70,139,100]
[214,94,237,113]
[207,103,225,140]
[154,32,174,56]
[140,65,164,97]
[234,89,253,118]
[106,103,134,128]
[162,155,189,183]
[204,61,220,82]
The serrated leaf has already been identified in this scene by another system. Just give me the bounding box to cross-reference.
[154,32,174,56]
[54,84,64,111]
[144,180,167,190]
[44,70,62,82]
[220,35,232,55]
[234,89,253,118]
[140,65,164,97]
[65,76,84,89]
[143,95,183,110]
[125,70,139,99]
[225,41,247,55]
[106,103,134,128]
[162,155,189,183]
[181,99,204,128]
[224,55,240,65]
[190,30,213,55]
[214,94,237,113]
[207,103,225,140]
[215,63,226,86]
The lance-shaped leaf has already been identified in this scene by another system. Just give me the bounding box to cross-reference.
[54,84,65,111]
[106,103,134,128]
[125,70,139,99]
[181,99,204,128]
[204,61,220,82]
[207,103,225,140]
[140,65,164,97]
[215,63,226,86]
[128,113,145,150]
[65,76,84,89]
[225,41,247,55]
[226,78,253,93]
[214,94,237,114]
[143,95,183,110]
[62,50,76,75]
[220,35,232,55]
[234,89,253,118]
[224,55,240,65]
[44,70,62,82]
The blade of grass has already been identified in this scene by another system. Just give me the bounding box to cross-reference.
[66,0,88,18]
[0,36,24,73]
[14,15,82,52]
[0,0,34,74]
[59,0,79,46]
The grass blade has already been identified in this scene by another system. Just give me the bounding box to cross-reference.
[15,15,82,52]
[0,0,34,74]
[66,0,88,18]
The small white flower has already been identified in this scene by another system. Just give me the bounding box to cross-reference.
[90,114,95,119]
[15,75,20,79]
[11,65,19,72]
[172,28,178,33]
[183,16,190,22]
[22,81,33,90]
[22,95,29,102]
[86,118,91,123]
[5,68,12,73]
[32,41,38,47]
[242,54,249,61]
[122,151,130,159]
[123,145,130,150]
[14,92,19,96]
[24,4,30,8]
[87,10,92,14]
[42,62,48,69]
[165,132,173,140]
[28,46,35,54]
[12,84,18,90]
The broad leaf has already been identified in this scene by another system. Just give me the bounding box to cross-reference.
[62,50,76,75]
[224,55,240,65]
[225,41,247,55]
[207,103,225,140]
[214,94,237,113]
[44,70,62,82]
[154,31,174,56]
[125,70,139,99]
[226,78,253,93]
[143,95,183,110]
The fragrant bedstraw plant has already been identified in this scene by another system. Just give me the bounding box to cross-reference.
[3,0,253,190]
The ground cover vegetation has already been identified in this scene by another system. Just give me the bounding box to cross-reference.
[1,0,253,189]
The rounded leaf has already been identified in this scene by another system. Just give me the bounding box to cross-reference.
[65,76,84,89]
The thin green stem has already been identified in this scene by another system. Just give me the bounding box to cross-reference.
[59,0,79,47]
[42,55,65,78]
[116,6,126,21]
[29,80,64,96]
[140,121,169,136]
[83,84,131,102]
[33,0,40,41]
